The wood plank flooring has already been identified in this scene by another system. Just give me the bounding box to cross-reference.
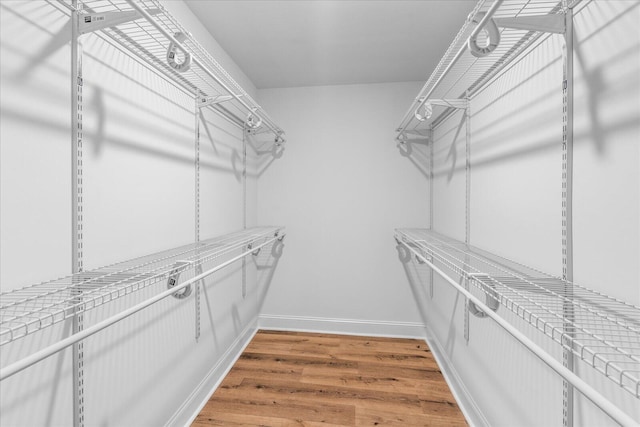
[192,330,467,426]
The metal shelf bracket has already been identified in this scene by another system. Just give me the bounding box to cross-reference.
[467,273,500,317]
[247,243,261,257]
[495,14,565,34]
[78,9,160,35]
[167,261,193,299]
[197,95,234,108]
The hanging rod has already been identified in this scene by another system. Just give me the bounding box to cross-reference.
[0,233,282,381]
[396,236,638,427]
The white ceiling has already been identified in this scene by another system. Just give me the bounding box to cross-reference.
[184,0,476,89]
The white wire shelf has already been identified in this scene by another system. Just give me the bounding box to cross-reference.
[0,226,284,347]
[58,0,284,139]
[395,228,640,400]
[396,0,581,139]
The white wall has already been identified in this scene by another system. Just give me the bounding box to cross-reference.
[419,1,640,426]
[0,1,269,426]
[256,82,429,335]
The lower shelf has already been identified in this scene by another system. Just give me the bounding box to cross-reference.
[0,226,284,347]
[395,228,640,400]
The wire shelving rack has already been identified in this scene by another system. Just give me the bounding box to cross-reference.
[57,0,284,139]
[396,0,582,139]
[396,228,640,400]
[0,226,283,347]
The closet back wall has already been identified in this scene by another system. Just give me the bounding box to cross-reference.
[257,82,428,336]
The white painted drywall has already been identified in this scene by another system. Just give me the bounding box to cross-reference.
[256,81,428,332]
[1,3,75,424]
[420,1,640,426]
[0,1,267,426]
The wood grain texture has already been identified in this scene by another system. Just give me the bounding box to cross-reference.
[193,331,467,426]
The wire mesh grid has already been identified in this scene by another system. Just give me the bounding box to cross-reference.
[396,228,640,399]
[0,227,283,347]
[398,0,572,136]
[59,0,283,136]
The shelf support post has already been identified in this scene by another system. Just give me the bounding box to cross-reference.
[242,127,248,298]
[194,90,201,342]
[561,4,575,427]
[71,1,85,426]
[429,125,434,299]
[464,93,471,344]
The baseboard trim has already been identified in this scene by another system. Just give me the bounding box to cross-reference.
[258,314,426,339]
[423,324,489,427]
[166,318,259,427]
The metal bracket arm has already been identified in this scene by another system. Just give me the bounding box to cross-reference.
[426,98,469,109]
[245,127,273,135]
[197,95,235,108]
[79,9,160,35]
[495,14,565,34]
[397,129,432,142]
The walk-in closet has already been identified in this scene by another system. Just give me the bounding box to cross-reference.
[1,0,639,426]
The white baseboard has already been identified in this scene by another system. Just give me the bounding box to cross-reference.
[423,324,488,427]
[258,314,426,339]
[166,318,259,427]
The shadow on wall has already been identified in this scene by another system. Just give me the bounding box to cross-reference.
[200,109,284,181]
[5,3,71,83]
[397,138,431,180]
[2,2,258,178]
[396,108,467,183]
[573,0,640,156]
[444,112,466,182]
[396,243,431,328]
[246,132,285,178]
[3,1,288,181]
[395,244,460,358]
[254,238,286,315]
[90,87,106,156]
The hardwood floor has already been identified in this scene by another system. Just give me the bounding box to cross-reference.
[192,330,467,426]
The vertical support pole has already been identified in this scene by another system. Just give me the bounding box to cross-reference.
[562,6,575,427]
[71,2,85,426]
[194,91,201,342]
[429,125,434,299]
[465,96,471,247]
[241,129,247,298]
[464,95,471,344]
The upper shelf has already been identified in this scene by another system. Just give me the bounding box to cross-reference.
[0,227,284,347]
[396,0,582,140]
[59,0,284,141]
[395,228,640,400]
